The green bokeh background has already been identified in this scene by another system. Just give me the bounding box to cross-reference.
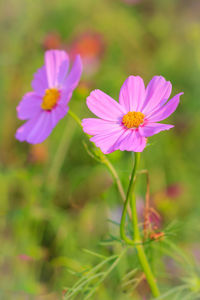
[0,0,200,299]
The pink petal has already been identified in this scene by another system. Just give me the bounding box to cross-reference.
[82,118,120,135]
[134,131,147,152]
[119,76,145,112]
[114,129,146,152]
[16,92,42,120]
[113,130,131,151]
[139,122,174,137]
[45,50,69,88]
[63,55,82,91]
[51,103,69,127]
[90,127,125,154]
[31,66,49,96]
[146,92,183,122]
[57,60,69,87]
[16,112,53,144]
[142,76,172,115]
[87,89,126,121]
[58,89,73,106]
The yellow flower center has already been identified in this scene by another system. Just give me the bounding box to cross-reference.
[41,88,60,111]
[122,111,145,128]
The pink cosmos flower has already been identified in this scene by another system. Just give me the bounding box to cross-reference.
[82,76,183,153]
[16,50,82,144]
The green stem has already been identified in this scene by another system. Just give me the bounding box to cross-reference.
[47,116,76,186]
[68,109,128,214]
[68,109,82,127]
[120,152,140,245]
[131,192,160,297]
[101,155,125,202]
[120,152,160,298]
[99,153,133,218]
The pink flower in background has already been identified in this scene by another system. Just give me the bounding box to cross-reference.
[166,183,183,199]
[82,76,183,153]
[16,50,82,144]
[70,31,105,75]
[42,32,62,50]
[18,254,33,261]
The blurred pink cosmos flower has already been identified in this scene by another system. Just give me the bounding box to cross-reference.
[18,254,33,261]
[16,50,82,144]
[70,31,105,76]
[82,76,183,153]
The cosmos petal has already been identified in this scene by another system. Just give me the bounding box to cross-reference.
[45,50,69,87]
[51,103,69,127]
[114,129,146,152]
[146,93,183,122]
[16,112,53,144]
[58,89,73,106]
[119,76,146,112]
[142,76,172,115]
[57,59,69,86]
[16,92,42,120]
[63,55,82,91]
[87,89,125,121]
[134,131,147,152]
[139,122,174,137]
[82,118,121,135]
[90,127,125,154]
[31,66,49,96]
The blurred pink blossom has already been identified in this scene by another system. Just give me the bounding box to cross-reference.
[16,50,82,144]
[70,31,105,75]
[18,254,33,261]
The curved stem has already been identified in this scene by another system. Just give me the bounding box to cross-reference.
[121,152,160,297]
[47,117,76,186]
[101,156,125,202]
[132,191,160,297]
[68,109,82,127]
[120,152,140,244]
[68,109,129,215]
[68,110,160,296]
[137,169,150,240]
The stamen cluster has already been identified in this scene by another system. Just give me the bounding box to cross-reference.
[41,88,60,111]
[122,111,145,128]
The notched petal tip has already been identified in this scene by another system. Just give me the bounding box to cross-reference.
[139,122,174,137]
[86,89,100,101]
[146,91,183,123]
[62,54,83,91]
[45,49,69,57]
[45,49,70,87]
[15,127,25,142]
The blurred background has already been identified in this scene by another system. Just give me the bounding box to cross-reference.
[0,0,200,299]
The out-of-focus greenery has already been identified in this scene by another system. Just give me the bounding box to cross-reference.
[1,0,200,299]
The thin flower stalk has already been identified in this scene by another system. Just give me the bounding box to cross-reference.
[47,117,77,186]
[120,153,160,298]
[138,169,151,240]
[120,152,140,245]
[68,109,131,217]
